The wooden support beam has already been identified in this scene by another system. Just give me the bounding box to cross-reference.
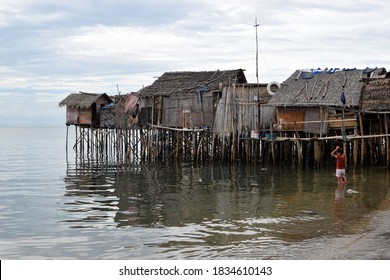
[385,113,389,167]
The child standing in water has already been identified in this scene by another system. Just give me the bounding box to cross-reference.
[331,146,347,186]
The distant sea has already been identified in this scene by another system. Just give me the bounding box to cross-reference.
[1,126,389,259]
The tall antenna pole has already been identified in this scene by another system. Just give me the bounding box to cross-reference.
[254,18,260,86]
[254,18,261,131]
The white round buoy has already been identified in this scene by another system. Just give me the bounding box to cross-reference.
[267,81,281,95]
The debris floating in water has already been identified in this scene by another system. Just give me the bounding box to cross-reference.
[346,189,359,194]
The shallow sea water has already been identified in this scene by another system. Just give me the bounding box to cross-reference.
[0,127,389,259]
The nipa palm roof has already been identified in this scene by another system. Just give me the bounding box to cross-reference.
[268,68,365,108]
[140,69,247,97]
[58,92,112,109]
[362,77,390,112]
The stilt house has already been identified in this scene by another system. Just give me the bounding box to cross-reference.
[268,68,365,136]
[139,69,247,128]
[213,83,275,138]
[59,92,113,127]
[360,68,390,140]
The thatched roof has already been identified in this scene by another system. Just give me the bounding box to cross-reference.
[59,92,113,109]
[362,78,390,111]
[268,69,365,108]
[140,69,247,97]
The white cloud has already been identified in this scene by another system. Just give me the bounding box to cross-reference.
[34,92,68,103]
[1,0,390,126]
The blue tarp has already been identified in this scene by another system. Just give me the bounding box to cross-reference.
[300,67,357,79]
[101,102,114,110]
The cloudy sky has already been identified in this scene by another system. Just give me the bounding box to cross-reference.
[1,0,389,126]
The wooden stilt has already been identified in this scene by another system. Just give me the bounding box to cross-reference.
[359,112,366,165]
[369,119,374,164]
[385,113,390,167]
[176,131,180,161]
[379,116,385,165]
[353,127,359,168]
[66,125,69,156]
[314,140,320,168]
[66,108,390,167]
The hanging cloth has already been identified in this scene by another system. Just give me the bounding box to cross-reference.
[340,91,346,105]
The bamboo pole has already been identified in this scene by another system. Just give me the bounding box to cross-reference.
[314,140,320,168]
[358,112,366,165]
[341,107,347,164]
[140,127,145,161]
[319,107,323,138]
[74,126,78,154]
[105,129,109,161]
[196,132,203,162]
[276,118,357,125]
[192,131,196,162]
[79,126,82,158]
[246,137,250,162]
[369,120,374,164]
[211,132,216,162]
[379,116,385,165]
[176,131,180,161]
[87,128,90,159]
[385,113,390,167]
[270,121,275,165]
[294,122,302,168]
[353,127,358,168]
[232,92,237,162]
[222,135,226,162]
[150,124,203,132]
[66,125,69,156]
